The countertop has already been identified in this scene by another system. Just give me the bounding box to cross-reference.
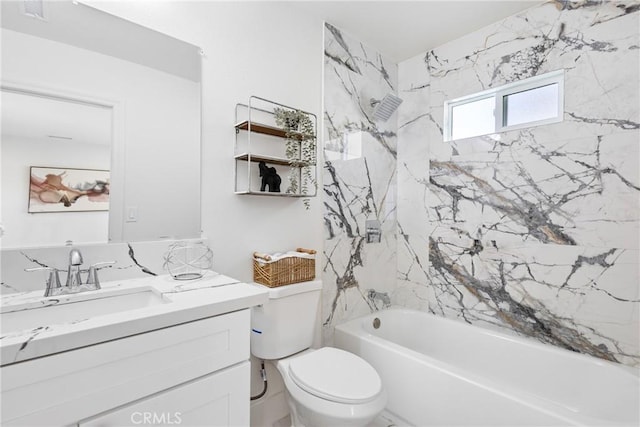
[0,272,269,365]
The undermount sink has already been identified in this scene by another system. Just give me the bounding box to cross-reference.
[0,287,170,334]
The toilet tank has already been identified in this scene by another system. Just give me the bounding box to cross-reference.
[251,280,322,360]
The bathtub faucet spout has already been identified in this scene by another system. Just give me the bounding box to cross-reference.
[367,289,391,309]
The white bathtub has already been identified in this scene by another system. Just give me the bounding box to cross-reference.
[334,308,639,426]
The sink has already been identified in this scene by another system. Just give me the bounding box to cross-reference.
[0,287,169,334]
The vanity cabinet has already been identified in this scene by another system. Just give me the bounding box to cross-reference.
[1,309,250,426]
[79,363,248,426]
[234,96,317,197]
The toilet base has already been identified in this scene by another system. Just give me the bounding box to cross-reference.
[286,391,383,427]
[276,350,387,427]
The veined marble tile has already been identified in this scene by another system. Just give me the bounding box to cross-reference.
[323,154,396,241]
[397,160,429,233]
[397,1,640,368]
[395,79,434,320]
[398,53,431,140]
[322,235,396,344]
[1,239,209,295]
[429,130,640,249]
[397,53,431,238]
[428,2,639,94]
[561,10,639,126]
[393,278,431,312]
[324,23,398,160]
[428,233,639,366]
[395,228,431,313]
[323,22,398,343]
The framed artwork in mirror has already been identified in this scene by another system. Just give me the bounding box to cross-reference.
[28,166,110,213]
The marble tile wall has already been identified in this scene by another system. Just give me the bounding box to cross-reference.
[322,23,398,344]
[1,239,209,295]
[397,1,639,367]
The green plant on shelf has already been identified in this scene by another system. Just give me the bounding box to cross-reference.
[273,107,316,209]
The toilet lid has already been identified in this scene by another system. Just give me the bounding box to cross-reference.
[288,347,382,404]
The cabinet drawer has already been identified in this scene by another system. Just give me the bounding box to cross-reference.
[2,309,249,426]
[79,362,250,427]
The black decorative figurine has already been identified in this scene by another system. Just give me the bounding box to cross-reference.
[259,161,281,192]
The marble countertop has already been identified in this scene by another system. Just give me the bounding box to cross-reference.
[0,272,269,366]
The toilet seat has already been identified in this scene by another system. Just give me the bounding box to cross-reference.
[288,347,382,404]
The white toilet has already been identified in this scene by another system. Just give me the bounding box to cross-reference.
[251,280,387,427]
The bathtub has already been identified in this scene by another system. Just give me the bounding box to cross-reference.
[334,308,639,426]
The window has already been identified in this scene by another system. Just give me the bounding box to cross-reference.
[444,70,564,141]
[450,96,496,141]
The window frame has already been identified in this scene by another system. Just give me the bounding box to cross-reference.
[444,70,564,142]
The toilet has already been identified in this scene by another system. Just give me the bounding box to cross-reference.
[251,280,387,427]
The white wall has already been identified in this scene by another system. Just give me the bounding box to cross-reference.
[82,2,325,426]
[1,28,200,246]
[85,0,324,283]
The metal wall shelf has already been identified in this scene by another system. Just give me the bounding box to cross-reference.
[234,96,317,197]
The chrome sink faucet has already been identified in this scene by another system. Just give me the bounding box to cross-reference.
[66,248,84,289]
[25,248,115,297]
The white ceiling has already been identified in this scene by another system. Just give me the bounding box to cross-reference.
[290,0,544,62]
[0,0,201,82]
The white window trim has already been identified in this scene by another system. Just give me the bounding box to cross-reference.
[444,70,565,141]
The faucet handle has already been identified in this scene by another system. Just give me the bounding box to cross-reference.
[25,267,62,297]
[86,261,116,289]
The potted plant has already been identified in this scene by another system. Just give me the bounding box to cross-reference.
[274,107,316,208]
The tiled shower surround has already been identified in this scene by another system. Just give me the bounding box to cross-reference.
[325,1,640,367]
[322,22,398,344]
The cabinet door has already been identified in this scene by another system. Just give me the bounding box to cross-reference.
[3,310,249,426]
[79,361,249,427]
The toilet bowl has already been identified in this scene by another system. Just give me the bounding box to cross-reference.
[276,347,387,427]
[250,280,386,426]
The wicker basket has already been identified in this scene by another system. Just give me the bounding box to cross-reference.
[253,248,316,287]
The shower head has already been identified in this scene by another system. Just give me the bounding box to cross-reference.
[371,93,403,122]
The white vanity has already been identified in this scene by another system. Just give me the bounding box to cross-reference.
[0,273,269,426]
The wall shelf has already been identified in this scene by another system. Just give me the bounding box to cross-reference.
[234,96,317,197]
[235,121,286,138]
[234,153,312,167]
[235,121,313,140]
[234,190,307,197]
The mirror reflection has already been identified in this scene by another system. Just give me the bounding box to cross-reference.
[1,0,202,248]
[2,90,112,247]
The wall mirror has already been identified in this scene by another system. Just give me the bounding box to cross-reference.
[1,0,202,249]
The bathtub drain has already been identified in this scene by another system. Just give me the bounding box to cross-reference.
[373,318,381,329]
